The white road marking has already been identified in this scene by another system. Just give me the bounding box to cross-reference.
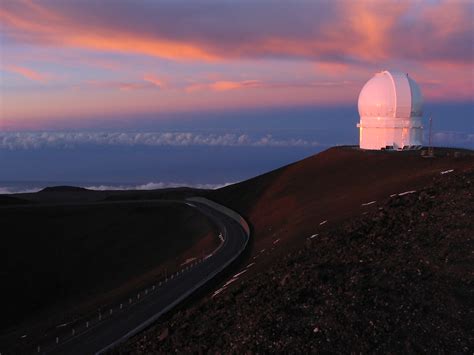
[390,194,397,197]
[213,268,250,298]
[223,278,238,288]
[212,287,226,298]
[273,238,280,245]
[361,201,376,206]
[319,220,327,226]
[56,323,68,328]
[441,169,454,175]
[232,269,248,279]
[260,249,266,253]
[309,233,319,239]
[21,334,27,338]
[398,190,416,196]
[246,262,255,269]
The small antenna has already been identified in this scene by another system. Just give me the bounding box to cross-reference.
[428,116,434,157]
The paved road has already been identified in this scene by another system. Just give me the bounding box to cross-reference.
[31,199,249,354]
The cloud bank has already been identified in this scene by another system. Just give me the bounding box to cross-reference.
[0,132,320,150]
[83,181,233,191]
[432,131,474,147]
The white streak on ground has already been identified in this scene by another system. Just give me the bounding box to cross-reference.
[213,268,250,298]
[231,269,248,279]
[398,190,416,196]
[441,169,454,175]
[361,201,376,206]
[212,287,226,298]
[319,220,327,226]
[223,278,239,288]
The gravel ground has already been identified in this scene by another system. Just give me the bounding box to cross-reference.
[120,167,473,353]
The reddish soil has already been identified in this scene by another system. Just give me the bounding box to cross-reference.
[211,146,474,262]
[120,150,473,353]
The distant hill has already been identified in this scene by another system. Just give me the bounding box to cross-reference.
[39,185,90,193]
[12,185,208,204]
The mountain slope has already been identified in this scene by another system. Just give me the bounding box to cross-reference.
[210,146,474,256]
[121,150,473,353]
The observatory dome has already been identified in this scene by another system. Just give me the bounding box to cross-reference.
[357,70,423,150]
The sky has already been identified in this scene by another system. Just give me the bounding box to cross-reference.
[0,0,473,190]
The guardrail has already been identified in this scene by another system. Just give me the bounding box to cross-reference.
[186,197,250,237]
[97,198,250,353]
[4,198,250,355]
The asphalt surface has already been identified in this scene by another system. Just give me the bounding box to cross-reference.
[33,199,249,354]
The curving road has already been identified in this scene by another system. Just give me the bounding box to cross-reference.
[38,198,249,354]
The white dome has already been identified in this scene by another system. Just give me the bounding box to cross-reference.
[358,70,423,119]
[357,70,424,150]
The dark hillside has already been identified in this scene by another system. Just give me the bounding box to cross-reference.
[122,163,473,353]
[1,201,218,350]
[16,187,208,204]
[0,195,30,205]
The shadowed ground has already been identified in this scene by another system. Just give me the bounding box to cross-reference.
[1,199,218,351]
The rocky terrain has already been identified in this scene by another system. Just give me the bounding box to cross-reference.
[120,166,473,353]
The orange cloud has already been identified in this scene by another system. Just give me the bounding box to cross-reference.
[315,62,349,76]
[69,34,218,62]
[0,3,217,62]
[77,79,166,91]
[211,80,260,91]
[1,1,472,65]
[186,80,261,92]
[6,65,49,82]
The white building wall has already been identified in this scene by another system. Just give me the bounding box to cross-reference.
[357,71,423,150]
[358,116,423,150]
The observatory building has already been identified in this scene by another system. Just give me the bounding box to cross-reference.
[357,70,423,150]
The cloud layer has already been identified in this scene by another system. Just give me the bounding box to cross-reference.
[1,1,472,64]
[1,1,472,126]
[0,131,320,150]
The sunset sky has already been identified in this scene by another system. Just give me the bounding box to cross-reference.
[0,0,473,189]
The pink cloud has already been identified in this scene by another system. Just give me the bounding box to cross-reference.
[6,65,49,82]
[143,74,166,88]
[186,80,261,92]
[77,79,163,91]
[0,1,472,65]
